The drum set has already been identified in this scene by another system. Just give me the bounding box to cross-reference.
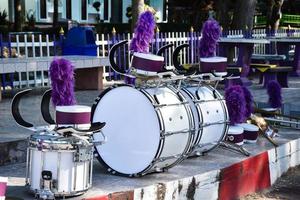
[11,41,239,199]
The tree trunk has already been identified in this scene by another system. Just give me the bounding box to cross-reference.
[131,0,144,32]
[14,0,22,31]
[231,0,257,30]
[53,0,59,28]
[215,0,231,31]
[266,0,284,33]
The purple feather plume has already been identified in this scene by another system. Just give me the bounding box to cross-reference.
[50,58,76,106]
[225,85,247,125]
[267,80,282,108]
[242,86,254,118]
[130,11,156,53]
[199,19,221,58]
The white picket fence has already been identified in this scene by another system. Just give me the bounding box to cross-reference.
[2,28,300,89]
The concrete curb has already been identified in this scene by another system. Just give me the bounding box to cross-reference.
[0,139,27,166]
[84,138,300,200]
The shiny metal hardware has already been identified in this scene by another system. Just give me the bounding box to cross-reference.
[153,153,183,163]
[161,128,194,137]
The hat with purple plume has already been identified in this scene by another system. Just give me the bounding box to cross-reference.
[130,11,156,53]
[267,80,282,108]
[199,19,221,58]
[225,85,247,125]
[50,58,76,106]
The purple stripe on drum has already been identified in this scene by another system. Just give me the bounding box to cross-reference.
[200,61,226,73]
[0,182,7,196]
[56,111,91,125]
[227,134,244,144]
[131,57,164,72]
[244,131,258,140]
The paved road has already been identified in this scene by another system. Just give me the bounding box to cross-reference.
[241,165,300,200]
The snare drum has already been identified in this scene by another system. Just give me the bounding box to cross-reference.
[181,85,229,155]
[131,52,165,76]
[55,105,91,130]
[92,85,193,177]
[26,132,93,198]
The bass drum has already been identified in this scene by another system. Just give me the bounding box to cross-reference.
[92,85,193,177]
[181,85,229,155]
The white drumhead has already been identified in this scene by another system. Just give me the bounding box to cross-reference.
[93,86,160,175]
[200,56,227,63]
[56,105,91,113]
[238,123,259,131]
[228,125,244,134]
[133,52,164,61]
[181,87,201,145]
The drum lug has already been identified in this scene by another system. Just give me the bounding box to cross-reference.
[74,147,93,162]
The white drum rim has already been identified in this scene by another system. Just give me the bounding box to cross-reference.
[91,85,193,177]
[180,87,202,148]
[133,52,164,61]
[185,85,229,154]
[91,85,163,177]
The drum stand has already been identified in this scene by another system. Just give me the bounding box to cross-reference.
[219,141,251,156]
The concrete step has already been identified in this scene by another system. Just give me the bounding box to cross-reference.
[1,128,300,200]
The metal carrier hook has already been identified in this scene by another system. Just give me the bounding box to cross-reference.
[157,43,173,56]
[109,40,135,79]
[11,89,106,136]
[172,43,197,76]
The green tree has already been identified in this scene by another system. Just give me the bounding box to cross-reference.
[14,0,23,31]
[131,0,144,32]
[266,0,284,32]
[53,0,59,28]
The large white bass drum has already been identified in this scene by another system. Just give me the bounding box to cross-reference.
[92,85,194,177]
[180,85,229,155]
[26,132,93,198]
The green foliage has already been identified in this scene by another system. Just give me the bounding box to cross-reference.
[0,9,8,25]
[26,11,36,28]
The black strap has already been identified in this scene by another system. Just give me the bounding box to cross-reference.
[172,43,190,71]
[157,43,173,56]
[41,89,55,124]
[109,40,128,74]
[11,89,34,128]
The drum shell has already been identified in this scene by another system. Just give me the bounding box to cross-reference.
[26,133,93,197]
[181,85,229,154]
[92,85,193,176]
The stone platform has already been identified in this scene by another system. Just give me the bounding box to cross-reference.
[0,77,300,199]
[0,128,300,200]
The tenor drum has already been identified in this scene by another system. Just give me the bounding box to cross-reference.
[26,132,93,198]
[55,105,91,130]
[130,52,165,76]
[180,85,229,155]
[92,85,193,177]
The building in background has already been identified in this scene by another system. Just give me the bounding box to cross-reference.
[0,0,168,25]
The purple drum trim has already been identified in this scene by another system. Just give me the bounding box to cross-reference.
[131,56,164,72]
[56,111,91,124]
[227,134,244,144]
[0,182,7,196]
[243,130,258,140]
[200,61,227,72]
